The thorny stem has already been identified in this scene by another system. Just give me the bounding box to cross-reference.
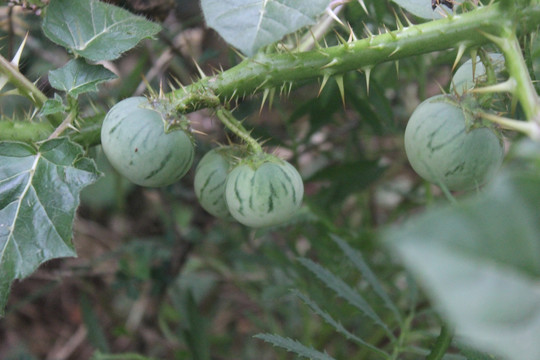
[169,2,540,113]
[0,53,61,126]
[215,108,263,154]
[494,30,540,124]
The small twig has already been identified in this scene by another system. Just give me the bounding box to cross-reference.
[47,111,77,139]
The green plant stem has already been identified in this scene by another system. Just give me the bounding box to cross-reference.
[215,108,263,154]
[496,30,540,124]
[0,120,53,143]
[0,53,62,126]
[169,2,540,113]
[425,325,454,360]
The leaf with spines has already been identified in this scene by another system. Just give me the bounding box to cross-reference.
[201,0,332,56]
[0,139,100,315]
[254,333,336,360]
[42,0,161,62]
[48,59,116,98]
[40,93,67,116]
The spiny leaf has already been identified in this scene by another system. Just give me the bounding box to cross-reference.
[42,0,161,62]
[0,139,101,315]
[254,333,335,360]
[201,0,332,56]
[48,59,116,98]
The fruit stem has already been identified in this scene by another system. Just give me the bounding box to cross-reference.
[479,112,540,139]
[215,108,263,154]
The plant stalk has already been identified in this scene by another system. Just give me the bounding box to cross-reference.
[215,108,263,154]
[169,2,540,113]
[426,325,454,360]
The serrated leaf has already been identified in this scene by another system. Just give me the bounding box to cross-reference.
[40,93,67,116]
[331,235,402,324]
[254,333,335,360]
[383,168,540,360]
[201,0,332,56]
[42,0,161,62]
[48,59,116,98]
[297,257,393,337]
[291,289,387,356]
[0,139,100,315]
[392,0,452,20]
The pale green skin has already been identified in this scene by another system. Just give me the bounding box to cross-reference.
[404,95,504,191]
[101,97,194,187]
[194,147,237,219]
[451,53,505,95]
[225,157,304,228]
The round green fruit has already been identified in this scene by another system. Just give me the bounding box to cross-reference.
[225,155,304,228]
[101,96,194,187]
[194,146,244,219]
[404,95,504,191]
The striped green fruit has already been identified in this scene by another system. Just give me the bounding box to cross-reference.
[101,96,194,187]
[225,154,304,228]
[404,95,504,191]
[194,146,245,219]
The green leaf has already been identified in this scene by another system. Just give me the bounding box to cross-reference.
[392,0,451,20]
[331,235,402,324]
[48,59,116,98]
[39,93,67,116]
[201,0,331,56]
[0,139,100,315]
[254,333,336,360]
[291,289,388,357]
[297,257,393,338]
[383,168,540,360]
[42,0,161,62]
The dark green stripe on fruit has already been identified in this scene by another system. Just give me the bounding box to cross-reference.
[234,175,245,216]
[144,150,173,180]
[198,168,219,201]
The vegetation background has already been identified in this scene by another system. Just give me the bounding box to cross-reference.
[0,0,539,359]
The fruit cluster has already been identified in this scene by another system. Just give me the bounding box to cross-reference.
[100,97,304,228]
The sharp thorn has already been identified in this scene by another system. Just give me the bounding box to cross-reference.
[319,73,331,96]
[12,32,29,67]
[192,58,207,79]
[452,43,467,71]
[335,75,345,107]
[357,0,369,14]
[260,88,270,114]
[326,7,344,26]
[364,67,372,95]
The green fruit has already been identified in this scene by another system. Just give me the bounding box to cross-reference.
[451,53,505,95]
[194,146,244,218]
[101,96,194,187]
[404,95,504,191]
[225,155,304,228]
